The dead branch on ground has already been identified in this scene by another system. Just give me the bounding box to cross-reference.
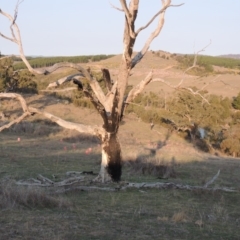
[15,170,237,193]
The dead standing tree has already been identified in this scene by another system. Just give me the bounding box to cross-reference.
[0,0,183,182]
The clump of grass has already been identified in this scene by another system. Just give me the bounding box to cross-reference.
[172,210,189,223]
[125,156,176,179]
[0,181,72,210]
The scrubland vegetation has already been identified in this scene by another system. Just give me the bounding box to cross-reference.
[13,54,115,70]
[1,55,240,157]
[1,54,240,239]
[174,54,240,74]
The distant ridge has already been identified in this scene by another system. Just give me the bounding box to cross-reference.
[218,54,240,59]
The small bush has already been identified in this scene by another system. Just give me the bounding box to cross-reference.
[232,92,240,110]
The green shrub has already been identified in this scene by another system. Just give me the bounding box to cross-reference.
[220,125,240,157]
[232,92,240,110]
[0,57,14,92]
[0,57,37,93]
[16,70,38,93]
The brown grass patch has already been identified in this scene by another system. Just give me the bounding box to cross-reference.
[172,210,190,223]
[0,181,72,210]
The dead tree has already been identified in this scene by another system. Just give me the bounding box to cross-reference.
[0,1,185,182]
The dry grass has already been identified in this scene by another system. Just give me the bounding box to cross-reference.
[1,124,240,239]
[172,210,190,223]
[0,180,72,210]
[125,156,177,179]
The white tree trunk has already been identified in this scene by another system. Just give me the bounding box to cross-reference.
[96,132,122,183]
[99,148,112,183]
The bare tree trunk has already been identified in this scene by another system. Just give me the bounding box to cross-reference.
[1,0,184,183]
[98,132,122,182]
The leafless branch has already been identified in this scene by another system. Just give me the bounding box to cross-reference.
[12,0,24,25]
[0,93,29,112]
[151,77,176,88]
[109,1,124,12]
[29,107,105,137]
[0,92,106,137]
[219,79,237,90]
[181,87,210,104]
[13,169,236,193]
[150,41,214,104]
[46,73,84,89]
[136,3,184,35]
[0,32,16,43]
[125,71,153,104]
[131,0,171,68]
[176,40,212,88]
[0,111,30,132]
[0,92,31,132]
[16,174,85,187]
[119,0,131,19]
[40,87,77,93]
[204,170,220,188]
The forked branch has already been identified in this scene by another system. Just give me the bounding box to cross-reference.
[131,0,183,69]
[136,3,184,35]
[176,40,212,88]
[0,6,117,115]
[0,92,106,137]
[125,70,153,104]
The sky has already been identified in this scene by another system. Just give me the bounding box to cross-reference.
[0,0,239,57]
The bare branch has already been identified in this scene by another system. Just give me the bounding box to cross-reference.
[119,0,131,19]
[109,1,124,12]
[0,92,106,137]
[136,3,184,35]
[176,40,212,88]
[151,77,176,88]
[46,73,84,89]
[40,87,77,93]
[181,87,210,104]
[16,174,85,187]
[125,71,153,103]
[12,0,24,25]
[29,107,105,137]
[204,170,220,188]
[131,0,171,68]
[0,92,31,132]
[0,111,30,132]
[0,93,29,112]
[13,168,236,193]
[0,32,17,43]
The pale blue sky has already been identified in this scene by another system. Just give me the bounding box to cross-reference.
[0,0,239,56]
